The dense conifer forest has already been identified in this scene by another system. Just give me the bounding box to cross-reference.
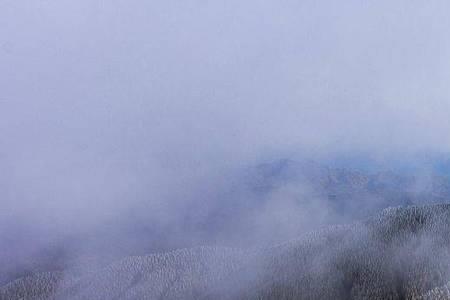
[3,204,450,299]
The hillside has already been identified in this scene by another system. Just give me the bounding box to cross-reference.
[3,160,450,287]
[3,204,450,299]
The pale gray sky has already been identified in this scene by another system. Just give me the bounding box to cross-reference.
[1,0,450,228]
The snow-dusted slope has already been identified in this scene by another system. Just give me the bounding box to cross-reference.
[4,160,450,288]
[3,204,450,299]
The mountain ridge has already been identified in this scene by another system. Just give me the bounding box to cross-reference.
[4,204,450,299]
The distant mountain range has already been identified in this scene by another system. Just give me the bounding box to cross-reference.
[245,159,450,211]
[202,159,450,245]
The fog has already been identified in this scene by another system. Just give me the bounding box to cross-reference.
[1,0,450,286]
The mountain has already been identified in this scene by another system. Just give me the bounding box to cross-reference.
[2,159,450,288]
[3,204,450,299]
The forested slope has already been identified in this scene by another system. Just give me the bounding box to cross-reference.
[3,204,450,299]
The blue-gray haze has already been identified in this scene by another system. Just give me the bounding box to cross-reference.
[1,0,450,294]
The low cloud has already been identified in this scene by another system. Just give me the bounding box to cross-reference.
[1,0,450,286]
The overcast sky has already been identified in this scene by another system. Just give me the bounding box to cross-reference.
[1,0,450,228]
